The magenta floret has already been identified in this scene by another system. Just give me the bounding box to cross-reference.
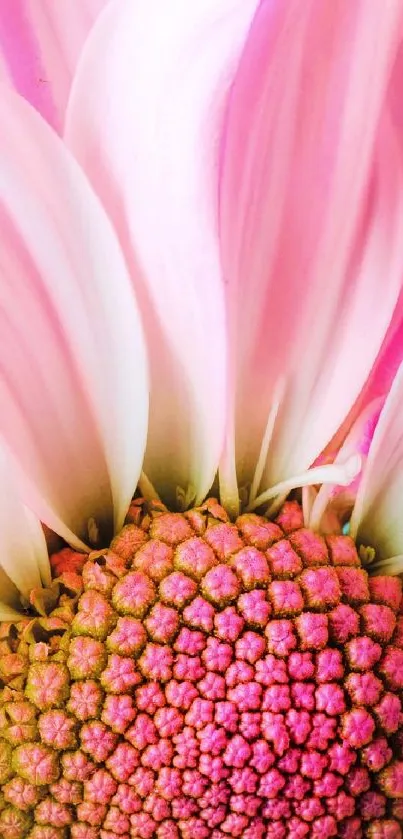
[267,539,303,577]
[237,589,271,626]
[295,612,328,649]
[269,580,304,615]
[112,570,156,617]
[201,564,240,604]
[266,618,297,656]
[106,615,147,654]
[229,547,270,588]
[145,603,180,643]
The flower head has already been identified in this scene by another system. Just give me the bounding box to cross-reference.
[0,501,403,838]
[0,2,403,837]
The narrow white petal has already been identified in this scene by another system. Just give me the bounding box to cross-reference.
[248,455,362,513]
[0,444,49,602]
[66,0,259,507]
[351,362,403,562]
[0,88,148,544]
[309,398,383,532]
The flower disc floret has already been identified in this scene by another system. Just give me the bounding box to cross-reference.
[0,499,403,838]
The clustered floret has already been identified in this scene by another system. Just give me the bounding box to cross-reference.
[0,498,402,838]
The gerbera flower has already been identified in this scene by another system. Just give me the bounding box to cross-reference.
[0,2,403,838]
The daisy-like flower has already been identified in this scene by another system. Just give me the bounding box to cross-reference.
[0,2,403,838]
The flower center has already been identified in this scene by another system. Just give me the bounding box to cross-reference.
[0,498,402,839]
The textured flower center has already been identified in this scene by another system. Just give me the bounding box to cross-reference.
[0,498,402,839]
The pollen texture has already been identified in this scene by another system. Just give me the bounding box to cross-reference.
[0,498,403,838]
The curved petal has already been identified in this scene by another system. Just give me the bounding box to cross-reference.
[353,294,403,410]
[0,0,106,130]
[350,362,403,571]
[321,36,403,449]
[0,443,49,607]
[0,88,148,547]
[219,0,403,511]
[65,0,259,507]
[309,398,383,533]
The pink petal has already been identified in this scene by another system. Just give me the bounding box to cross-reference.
[66,0,258,507]
[219,0,403,508]
[0,88,148,547]
[322,37,403,447]
[0,0,106,130]
[309,398,383,533]
[0,444,49,603]
[350,363,403,569]
[353,294,403,409]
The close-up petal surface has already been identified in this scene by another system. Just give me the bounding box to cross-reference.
[0,0,106,130]
[0,87,148,548]
[0,443,49,616]
[65,0,259,508]
[351,362,403,571]
[219,0,403,512]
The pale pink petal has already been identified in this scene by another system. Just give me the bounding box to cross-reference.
[320,39,403,450]
[352,294,403,412]
[0,0,106,130]
[0,444,49,602]
[66,0,258,507]
[0,88,148,547]
[309,398,383,533]
[219,0,403,512]
[350,363,403,570]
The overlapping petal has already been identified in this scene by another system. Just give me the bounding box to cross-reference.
[65,0,259,508]
[0,0,106,130]
[0,87,148,548]
[350,363,403,573]
[218,0,403,513]
[309,398,383,533]
[0,444,49,617]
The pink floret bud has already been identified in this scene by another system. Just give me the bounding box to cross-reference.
[360,603,397,642]
[149,513,193,546]
[299,567,340,609]
[267,539,303,577]
[12,743,59,785]
[342,708,376,747]
[106,742,140,782]
[72,589,116,640]
[229,547,270,588]
[214,606,244,641]
[183,595,215,631]
[38,710,77,749]
[112,571,156,617]
[368,576,402,611]
[25,662,69,710]
[106,614,147,655]
[237,589,271,626]
[144,603,179,643]
[201,564,240,605]
[275,501,304,534]
[236,514,283,550]
[133,539,174,581]
[174,536,217,579]
[295,612,328,650]
[379,646,403,689]
[269,580,304,616]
